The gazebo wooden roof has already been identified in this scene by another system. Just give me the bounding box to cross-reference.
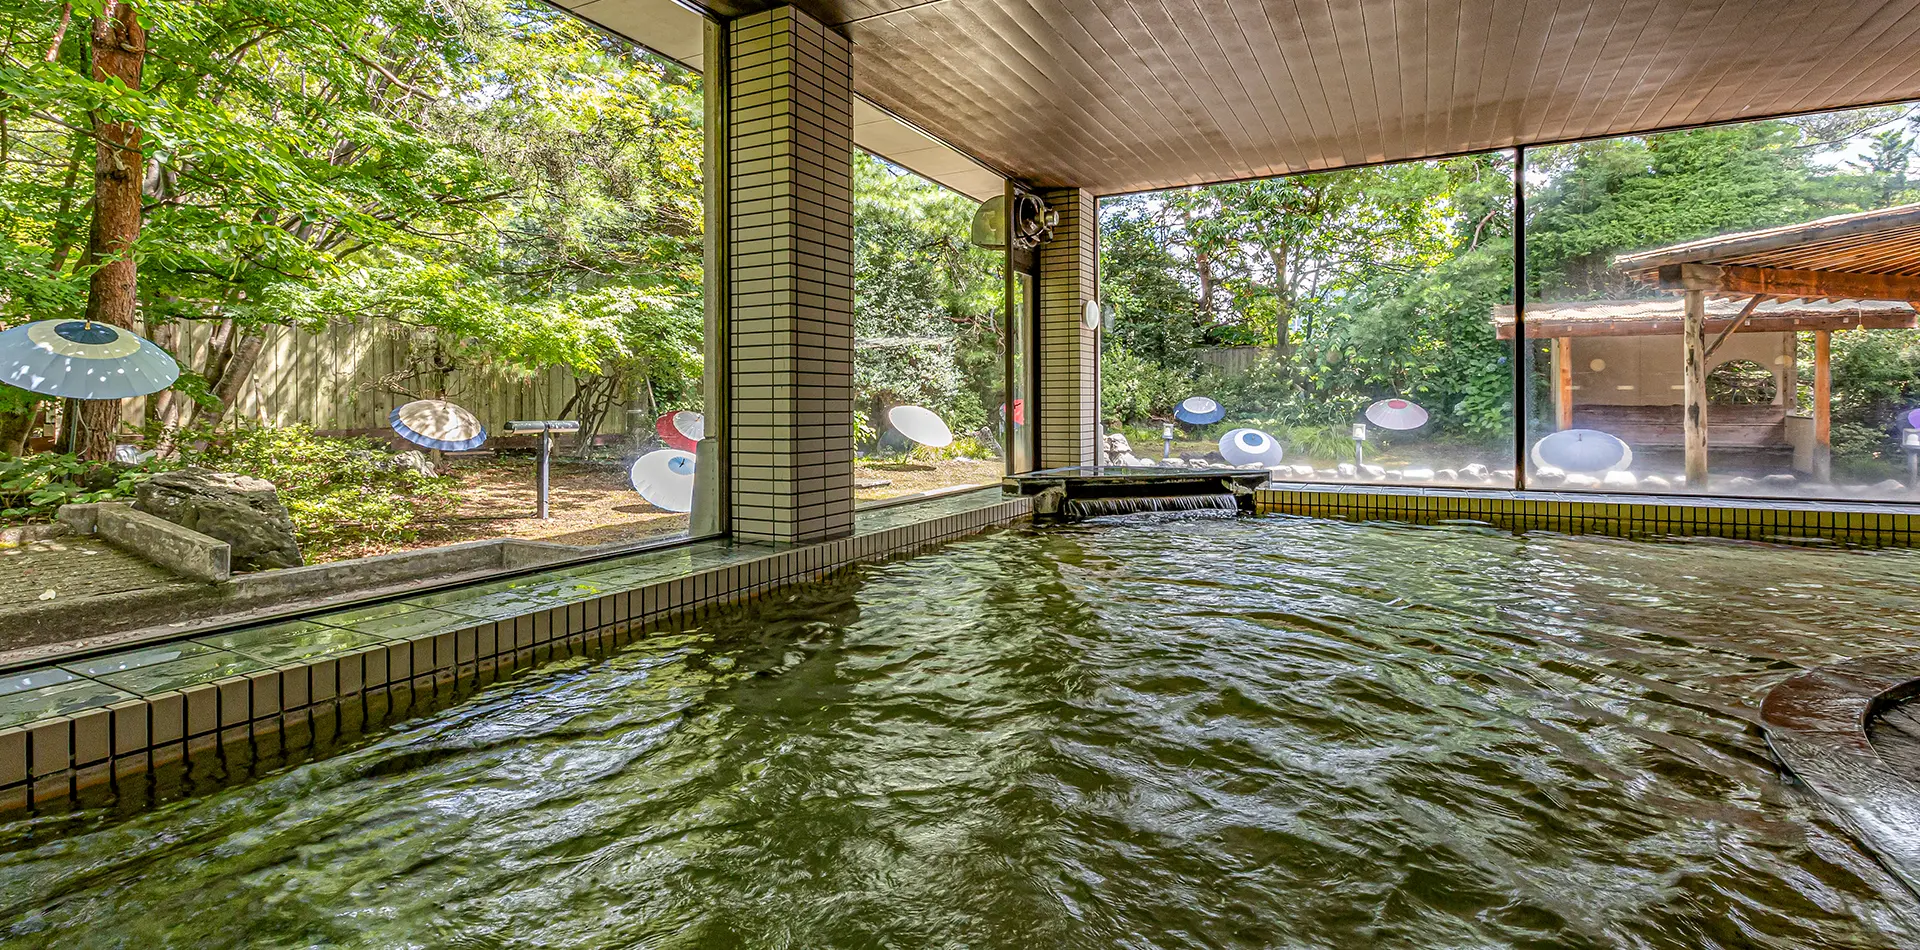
[1617,204,1920,302]
[1494,298,1920,339]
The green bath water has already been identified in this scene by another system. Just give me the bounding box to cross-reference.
[0,514,1917,948]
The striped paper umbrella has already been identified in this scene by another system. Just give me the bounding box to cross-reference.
[389,399,487,452]
[0,320,179,399]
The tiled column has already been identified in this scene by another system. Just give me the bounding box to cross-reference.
[1036,188,1099,469]
[726,6,855,543]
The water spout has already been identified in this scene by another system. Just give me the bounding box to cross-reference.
[1060,492,1243,520]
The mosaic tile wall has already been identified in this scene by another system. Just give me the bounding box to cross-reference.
[1258,484,1920,547]
[0,493,1031,813]
[1036,187,1098,469]
[726,6,857,543]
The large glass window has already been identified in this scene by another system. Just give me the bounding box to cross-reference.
[0,1,711,644]
[1099,153,1516,486]
[1522,103,1920,499]
[851,155,1006,501]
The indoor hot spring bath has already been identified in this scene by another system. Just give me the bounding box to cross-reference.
[0,514,1917,949]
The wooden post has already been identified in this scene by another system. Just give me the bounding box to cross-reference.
[1554,337,1574,431]
[1814,328,1832,482]
[1683,289,1709,487]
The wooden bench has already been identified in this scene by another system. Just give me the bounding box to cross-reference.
[1573,404,1787,449]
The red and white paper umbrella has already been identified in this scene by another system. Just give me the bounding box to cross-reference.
[1364,398,1429,431]
[655,410,705,452]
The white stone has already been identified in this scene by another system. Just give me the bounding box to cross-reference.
[1728,476,1758,490]
[1761,474,1797,489]
[1435,469,1457,482]
[1641,475,1672,490]
[1337,463,1357,478]
[1463,463,1490,478]
[1530,470,1565,488]
[1872,479,1909,494]
[1562,473,1600,488]
[1602,471,1637,489]
[1361,464,1387,480]
[1291,464,1315,478]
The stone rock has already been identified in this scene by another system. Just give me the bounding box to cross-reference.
[1290,464,1316,478]
[1872,479,1910,494]
[134,468,303,571]
[1530,469,1565,488]
[1360,464,1387,480]
[1728,476,1759,491]
[1602,470,1637,489]
[1762,474,1798,489]
[1494,470,1516,482]
[1316,468,1341,479]
[1562,473,1600,488]
[1103,431,1133,456]
[1641,475,1672,491]
[1336,463,1357,478]
[1463,463,1490,478]
[1434,469,1457,483]
[1400,467,1435,482]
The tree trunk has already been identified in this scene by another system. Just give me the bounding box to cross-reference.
[73,1,146,461]
[0,408,37,457]
[207,331,264,424]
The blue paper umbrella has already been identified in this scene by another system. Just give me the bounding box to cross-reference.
[1173,395,1226,425]
[1219,427,1285,467]
[390,399,488,452]
[0,320,179,399]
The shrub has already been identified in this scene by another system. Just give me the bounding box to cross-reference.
[0,454,161,521]
[173,424,454,556]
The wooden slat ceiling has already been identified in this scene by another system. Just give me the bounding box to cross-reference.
[614,0,1920,196]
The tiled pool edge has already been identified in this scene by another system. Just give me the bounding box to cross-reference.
[1257,484,1920,546]
[0,494,1032,813]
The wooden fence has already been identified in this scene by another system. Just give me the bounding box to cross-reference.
[123,321,630,439]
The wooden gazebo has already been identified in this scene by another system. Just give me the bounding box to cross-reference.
[1535,205,1920,483]
[1495,299,1919,469]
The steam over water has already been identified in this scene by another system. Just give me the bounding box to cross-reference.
[1,514,1918,948]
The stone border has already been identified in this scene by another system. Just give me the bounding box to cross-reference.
[0,495,1031,813]
[1257,484,1920,546]
[1761,655,1920,892]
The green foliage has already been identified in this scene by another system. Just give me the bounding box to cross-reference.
[173,425,453,555]
[0,0,707,433]
[853,154,1003,450]
[0,454,158,520]
[1100,346,1193,424]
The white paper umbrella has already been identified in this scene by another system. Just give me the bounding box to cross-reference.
[389,399,487,452]
[1174,395,1225,425]
[1531,429,1633,474]
[0,320,179,399]
[656,410,704,452]
[1365,398,1429,431]
[630,448,696,512]
[1219,427,1284,467]
[888,405,954,448]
